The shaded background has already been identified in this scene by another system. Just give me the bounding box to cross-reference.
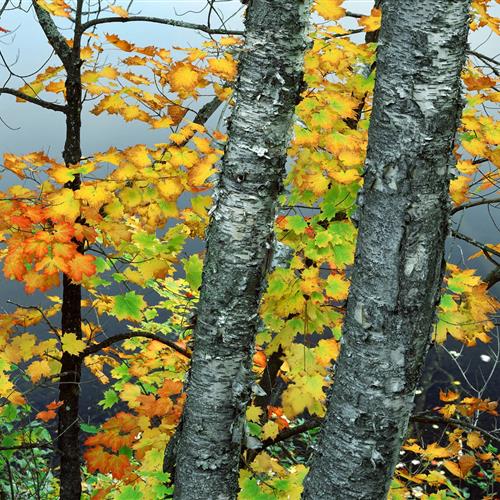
[0,0,498,423]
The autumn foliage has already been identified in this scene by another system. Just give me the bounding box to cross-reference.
[0,0,499,499]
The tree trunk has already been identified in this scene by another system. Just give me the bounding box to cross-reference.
[173,1,311,498]
[32,1,85,496]
[302,1,470,499]
[57,56,84,500]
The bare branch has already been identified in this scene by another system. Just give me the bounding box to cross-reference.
[451,196,500,215]
[80,331,191,358]
[412,414,500,447]
[0,87,67,112]
[451,229,500,260]
[80,16,245,36]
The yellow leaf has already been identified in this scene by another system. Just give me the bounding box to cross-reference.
[207,54,238,81]
[157,178,184,201]
[61,333,86,355]
[450,175,470,205]
[443,455,475,479]
[109,5,129,17]
[124,144,151,168]
[150,116,174,129]
[105,33,135,52]
[359,7,382,32]
[120,382,141,408]
[46,188,81,221]
[246,405,263,423]
[439,389,460,402]
[45,80,65,93]
[315,0,345,20]
[167,62,205,96]
[26,359,52,383]
[466,431,485,449]
[261,421,280,440]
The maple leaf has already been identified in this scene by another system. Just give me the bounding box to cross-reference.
[46,188,81,221]
[36,0,70,18]
[61,332,86,355]
[359,7,382,32]
[67,253,97,282]
[246,405,263,423]
[105,33,134,52]
[150,115,174,129]
[36,400,63,422]
[167,62,205,96]
[444,455,476,479]
[109,5,128,17]
[314,0,345,20]
[261,421,280,440]
[207,54,238,81]
[466,431,485,449]
[26,359,52,382]
[157,379,183,398]
[439,389,460,402]
[84,445,133,479]
[112,291,146,321]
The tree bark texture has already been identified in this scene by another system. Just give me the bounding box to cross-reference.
[173,1,311,498]
[303,1,470,499]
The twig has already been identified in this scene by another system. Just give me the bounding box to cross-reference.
[79,16,244,36]
[0,87,67,112]
[451,230,500,260]
[451,196,500,215]
[80,331,191,358]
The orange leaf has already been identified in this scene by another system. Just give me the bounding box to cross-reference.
[444,455,476,479]
[67,254,97,282]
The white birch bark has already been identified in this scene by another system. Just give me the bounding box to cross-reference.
[173,1,311,498]
[303,1,471,498]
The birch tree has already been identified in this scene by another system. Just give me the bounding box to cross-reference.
[173,1,311,498]
[302,1,472,498]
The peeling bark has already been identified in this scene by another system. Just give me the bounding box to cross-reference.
[302,1,471,499]
[173,1,311,498]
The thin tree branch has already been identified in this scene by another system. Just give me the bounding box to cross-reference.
[412,415,500,447]
[451,196,500,215]
[32,0,72,66]
[451,230,500,259]
[485,266,500,290]
[80,332,191,358]
[0,87,67,112]
[80,16,244,36]
[0,441,53,451]
[256,413,500,452]
[468,50,500,76]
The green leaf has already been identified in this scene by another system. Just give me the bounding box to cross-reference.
[1,404,18,422]
[183,254,203,291]
[287,215,308,234]
[247,422,261,437]
[112,291,146,321]
[117,486,143,500]
[239,478,274,500]
[99,389,119,409]
[80,423,99,434]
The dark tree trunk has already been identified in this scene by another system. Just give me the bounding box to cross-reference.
[302,1,471,498]
[57,54,84,500]
[32,1,85,496]
[173,1,311,498]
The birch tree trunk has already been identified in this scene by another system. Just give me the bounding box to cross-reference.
[302,1,470,498]
[174,1,310,498]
